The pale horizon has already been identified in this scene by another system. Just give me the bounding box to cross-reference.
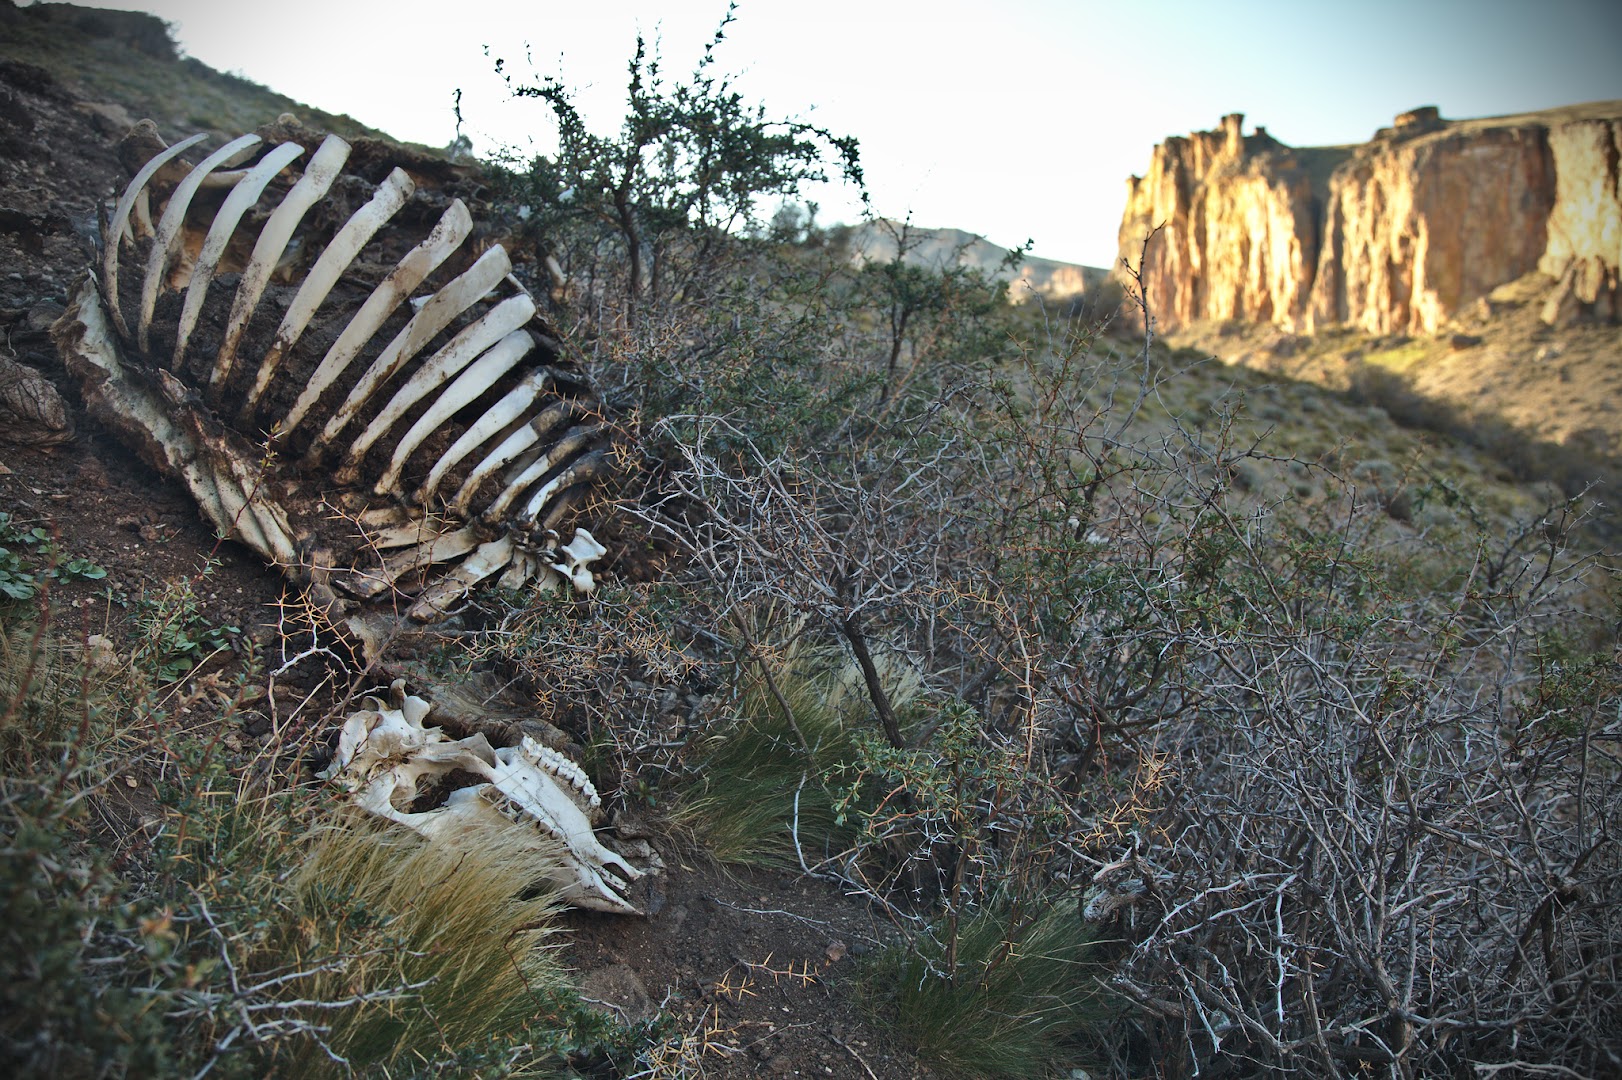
[34,0,1622,269]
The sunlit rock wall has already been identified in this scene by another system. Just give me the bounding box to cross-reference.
[1117,102,1622,335]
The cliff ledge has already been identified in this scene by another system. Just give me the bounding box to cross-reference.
[1117,102,1622,336]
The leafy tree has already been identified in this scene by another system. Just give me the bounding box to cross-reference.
[492,4,863,326]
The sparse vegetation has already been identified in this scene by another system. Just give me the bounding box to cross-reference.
[4,7,1619,1078]
[0,511,106,601]
[0,589,626,1078]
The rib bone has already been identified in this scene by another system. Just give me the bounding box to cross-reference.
[241,166,416,417]
[173,140,306,364]
[279,198,473,436]
[138,133,262,354]
[209,134,351,391]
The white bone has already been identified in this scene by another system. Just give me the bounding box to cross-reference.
[138,133,262,355]
[80,123,615,628]
[407,536,515,621]
[101,132,207,339]
[311,243,512,452]
[376,525,481,584]
[340,292,535,475]
[241,167,416,416]
[417,367,551,504]
[280,199,473,436]
[322,682,642,913]
[497,548,540,590]
[373,329,532,496]
[366,515,457,550]
[521,449,611,526]
[172,141,306,364]
[56,280,299,567]
[480,429,603,524]
[550,527,607,594]
[449,399,584,515]
[209,134,352,390]
[487,736,642,909]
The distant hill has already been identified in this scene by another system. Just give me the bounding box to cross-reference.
[844,219,1108,305]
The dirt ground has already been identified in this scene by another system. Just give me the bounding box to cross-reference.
[1,58,931,1079]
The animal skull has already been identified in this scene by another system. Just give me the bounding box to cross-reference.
[322,680,644,914]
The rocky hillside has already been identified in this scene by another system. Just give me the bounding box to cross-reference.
[0,0,390,145]
[1118,102,1622,336]
[845,218,1107,304]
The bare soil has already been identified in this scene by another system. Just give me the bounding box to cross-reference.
[0,57,927,1079]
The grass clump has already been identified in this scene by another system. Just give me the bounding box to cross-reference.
[0,607,623,1078]
[860,900,1112,1079]
[673,641,874,867]
[254,815,596,1076]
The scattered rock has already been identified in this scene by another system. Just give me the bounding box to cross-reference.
[0,351,72,445]
[75,99,135,137]
[1449,333,1483,350]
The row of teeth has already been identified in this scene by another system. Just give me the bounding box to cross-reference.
[519,737,602,810]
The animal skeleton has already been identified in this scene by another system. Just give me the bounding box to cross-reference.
[53,118,644,911]
[56,117,615,626]
[321,680,643,914]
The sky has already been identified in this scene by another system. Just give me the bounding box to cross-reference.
[54,0,1622,268]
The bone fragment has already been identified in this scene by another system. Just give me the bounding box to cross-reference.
[55,280,297,568]
[551,527,607,594]
[406,537,515,621]
[376,525,481,584]
[488,736,642,910]
[481,430,605,524]
[366,515,457,550]
[497,548,541,591]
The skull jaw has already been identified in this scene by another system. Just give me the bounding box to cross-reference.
[326,682,647,915]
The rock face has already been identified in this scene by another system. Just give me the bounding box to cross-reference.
[1117,102,1622,335]
[1118,114,1338,333]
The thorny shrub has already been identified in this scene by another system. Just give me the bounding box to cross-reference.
[563,212,1621,1073]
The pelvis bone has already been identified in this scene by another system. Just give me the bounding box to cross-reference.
[53,118,617,627]
[322,680,644,914]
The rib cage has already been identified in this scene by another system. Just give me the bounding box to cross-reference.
[70,118,616,623]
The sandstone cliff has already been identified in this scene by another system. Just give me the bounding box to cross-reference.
[1118,102,1622,336]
